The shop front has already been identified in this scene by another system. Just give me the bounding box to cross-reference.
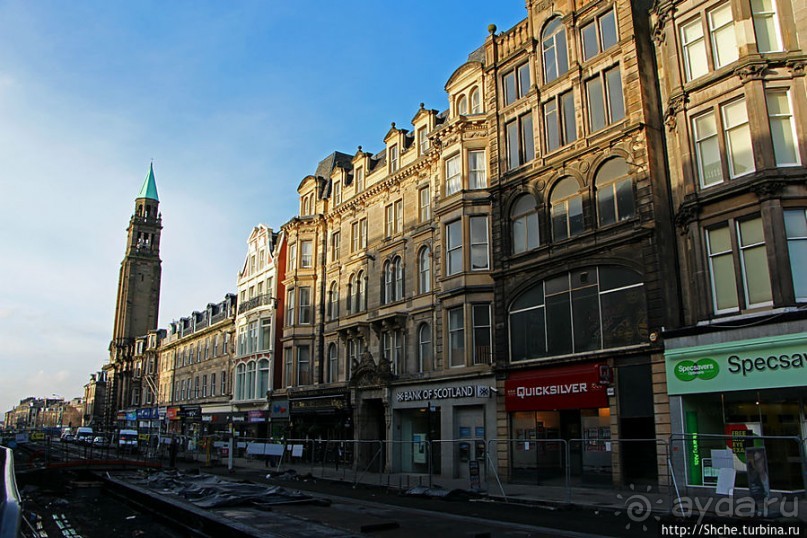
[666,331,807,493]
[268,397,290,439]
[505,362,611,485]
[390,376,496,480]
[289,390,351,442]
[136,407,159,447]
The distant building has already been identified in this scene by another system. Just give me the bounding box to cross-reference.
[83,371,107,427]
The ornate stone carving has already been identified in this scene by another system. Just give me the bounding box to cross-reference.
[651,0,676,45]
[674,203,699,235]
[665,92,688,131]
[735,62,768,83]
[786,60,806,77]
[349,350,392,387]
[751,180,785,200]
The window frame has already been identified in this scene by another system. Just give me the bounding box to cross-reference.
[472,304,492,365]
[752,0,783,53]
[445,153,462,196]
[542,18,569,84]
[418,246,432,294]
[766,88,800,166]
[389,144,399,173]
[300,239,313,268]
[445,220,463,276]
[419,185,431,222]
[469,216,490,271]
[511,194,540,254]
[468,150,487,189]
[580,7,618,62]
[506,112,535,170]
[585,66,625,133]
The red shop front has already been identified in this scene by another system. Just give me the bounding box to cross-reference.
[504,362,612,483]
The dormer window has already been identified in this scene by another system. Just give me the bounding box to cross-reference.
[355,167,365,192]
[389,144,399,173]
[470,87,482,114]
[333,180,342,205]
[457,95,468,115]
[302,196,310,215]
[418,127,429,156]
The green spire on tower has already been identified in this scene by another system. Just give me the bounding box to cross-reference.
[137,162,159,201]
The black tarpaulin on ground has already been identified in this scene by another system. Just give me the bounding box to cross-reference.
[128,470,318,508]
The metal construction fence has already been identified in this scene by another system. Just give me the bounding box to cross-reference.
[7,430,807,513]
[0,446,21,538]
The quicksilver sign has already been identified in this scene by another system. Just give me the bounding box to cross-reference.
[396,385,490,402]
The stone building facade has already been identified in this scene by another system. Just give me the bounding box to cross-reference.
[652,0,807,492]
[485,0,680,487]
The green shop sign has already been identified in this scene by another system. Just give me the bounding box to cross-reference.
[665,332,807,395]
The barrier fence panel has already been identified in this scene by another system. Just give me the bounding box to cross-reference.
[668,433,805,510]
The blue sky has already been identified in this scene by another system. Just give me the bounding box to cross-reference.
[0,1,527,415]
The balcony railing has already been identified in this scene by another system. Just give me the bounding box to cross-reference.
[238,294,274,315]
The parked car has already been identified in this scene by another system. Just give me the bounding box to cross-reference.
[75,427,94,444]
[60,434,74,443]
[117,429,139,451]
[92,436,110,448]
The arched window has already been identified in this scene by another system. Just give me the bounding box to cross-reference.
[394,257,403,301]
[384,260,394,304]
[457,95,468,115]
[596,157,634,226]
[257,358,270,398]
[550,177,584,241]
[356,270,365,312]
[348,274,355,314]
[235,363,246,400]
[328,281,339,319]
[327,343,338,383]
[418,323,432,373]
[302,196,310,215]
[542,17,569,84]
[509,266,647,361]
[245,361,257,399]
[511,195,540,254]
[470,87,482,114]
[419,247,432,294]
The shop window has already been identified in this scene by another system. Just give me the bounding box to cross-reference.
[509,266,647,361]
[784,209,807,301]
[596,157,635,226]
[511,194,540,254]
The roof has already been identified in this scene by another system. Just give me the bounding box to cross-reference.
[137,163,159,202]
[314,151,354,179]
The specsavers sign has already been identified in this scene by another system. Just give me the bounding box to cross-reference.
[665,332,807,395]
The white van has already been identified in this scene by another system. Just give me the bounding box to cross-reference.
[118,429,139,450]
[75,427,93,444]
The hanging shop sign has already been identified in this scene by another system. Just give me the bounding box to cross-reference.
[166,407,180,421]
[248,410,267,423]
[505,362,609,411]
[269,399,290,419]
[665,332,807,395]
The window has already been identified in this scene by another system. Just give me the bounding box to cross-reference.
[418,126,429,156]
[258,358,270,397]
[328,281,339,320]
[288,243,297,272]
[544,90,576,152]
[284,348,293,387]
[472,304,491,365]
[542,18,569,83]
[331,231,340,261]
[302,196,310,216]
[381,330,403,375]
[355,166,364,192]
[298,286,312,324]
[210,373,216,397]
[752,0,783,53]
[360,218,368,248]
[551,177,584,241]
[384,260,394,304]
[457,95,468,115]
[297,346,311,385]
[235,364,246,400]
[418,247,431,294]
[509,266,647,360]
[202,374,208,398]
[418,323,432,373]
[419,186,431,222]
[286,288,295,326]
[300,240,313,268]
[348,274,356,314]
[722,98,754,178]
[389,144,399,173]
[445,154,461,196]
[446,220,463,276]
[351,222,360,252]
[681,4,738,82]
[766,90,799,166]
[333,180,342,205]
[470,87,482,114]
[245,361,256,399]
[180,379,186,401]
[784,209,807,301]
[327,344,338,383]
[470,216,489,271]
[506,113,535,170]
[468,150,486,189]
[221,370,227,394]
[693,110,722,186]
[384,199,403,237]
[356,271,365,312]
[581,8,617,61]
[448,307,465,367]
[511,195,540,254]
[706,218,772,313]
[596,157,635,225]
[709,4,739,69]
[395,257,403,300]
[503,62,531,105]
[586,66,624,132]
